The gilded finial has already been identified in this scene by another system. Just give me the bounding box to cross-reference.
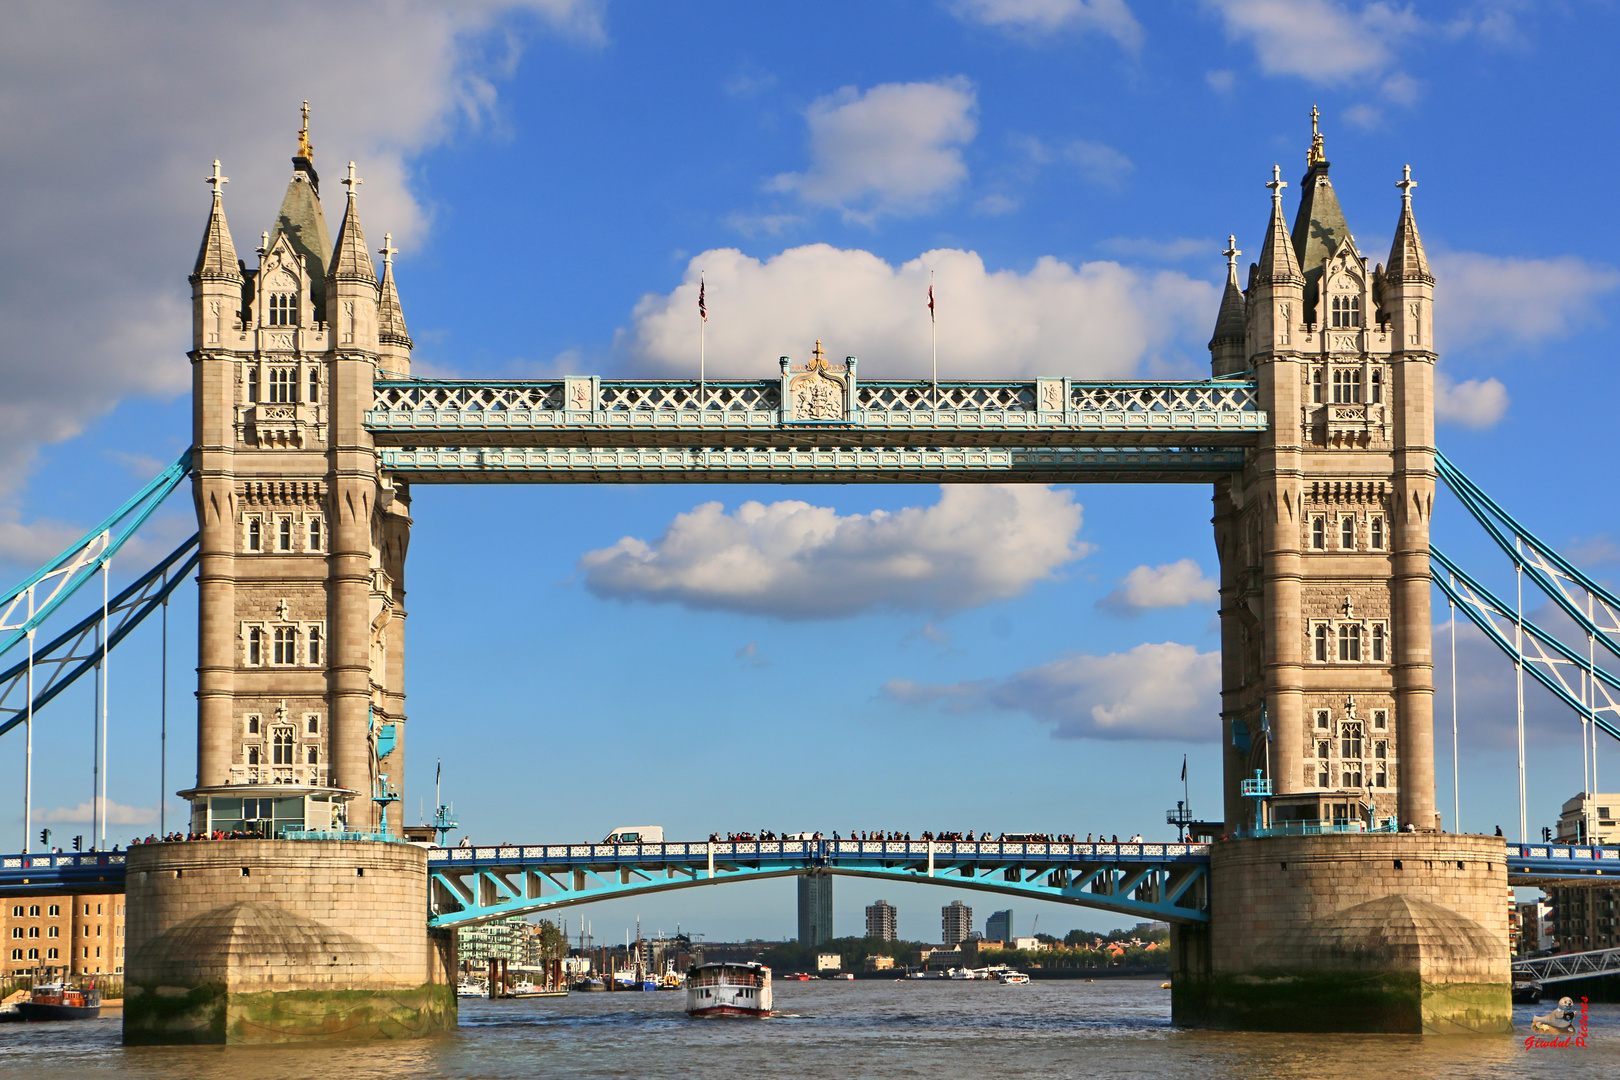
[298,100,313,159]
[811,338,826,367]
[1307,104,1325,167]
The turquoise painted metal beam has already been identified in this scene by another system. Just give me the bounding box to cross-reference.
[366,376,1265,450]
[426,839,1213,929]
[380,445,1248,484]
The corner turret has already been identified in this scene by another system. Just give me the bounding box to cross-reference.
[191,160,244,349]
[326,161,378,349]
[1209,235,1248,376]
[376,232,412,373]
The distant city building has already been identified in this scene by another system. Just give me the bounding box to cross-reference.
[798,872,833,947]
[457,915,528,967]
[942,900,973,945]
[986,909,1013,942]
[816,952,842,972]
[864,954,895,971]
[865,899,898,941]
[1012,937,1045,952]
[1514,900,1554,957]
[1557,792,1620,845]
[2,893,126,978]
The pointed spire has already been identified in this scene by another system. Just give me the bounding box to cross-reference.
[192,160,242,283]
[1255,166,1302,286]
[377,232,412,349]
[1210,234,1247,351]
[1289,108,1350,309]
[329,161,376,285]
[1386,165,1433,284]
[267,102,332,315]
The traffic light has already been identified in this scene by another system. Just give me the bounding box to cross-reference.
[38,828,50,848]
[1542,827,1553,842]
[72,835,82,851]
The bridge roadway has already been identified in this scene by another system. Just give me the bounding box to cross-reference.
[5,841,1617,930]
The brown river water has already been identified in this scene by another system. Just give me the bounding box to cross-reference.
[1,978,1614,1079]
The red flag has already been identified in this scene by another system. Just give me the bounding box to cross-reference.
[699,275,707,322]
[927,282,934,322]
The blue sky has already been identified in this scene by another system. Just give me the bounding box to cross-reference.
[1,1,1617,940]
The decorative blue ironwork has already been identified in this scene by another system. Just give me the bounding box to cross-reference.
[366,376,1265,448]
[0,451,192,661]
[1507,843,1620,882]
[424,839,1212,929]
[1240,771,1274,797]
[0,851,125,895]
[378,445,1248,484]
[0,535,199,739]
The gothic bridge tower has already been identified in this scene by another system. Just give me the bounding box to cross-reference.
[186,111,414,835]
[1210,115,1437,835]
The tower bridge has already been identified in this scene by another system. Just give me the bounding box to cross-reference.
[4,113,1618,1042]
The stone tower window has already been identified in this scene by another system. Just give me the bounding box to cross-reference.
[1332,368,1361,403]
[1330,294,1361,328]
[1338,624,1361,662]
[1314,624,1329,661]
[308,367,320,403]
[268,293,297,327]
[245,364,259,403]
[307,626,321,664]
[1311,368,1323,403]
[272,728,294,765]
[247,746,260,766]
[277,517,293,552]
[1315,709,1331,730]
[306,745,319,765]
[1372,624,1386,662]
[1370,516,1384,549]
[247,627,263,666]
[269,367,296,404]
[1341,721,1363,787]
[1370,368,1383,403]
[305,714,319,735]
[273,627,296,665]
[245,714,261,735]
[1340,516,1355,550]
[308,517,323,552]
[1311,516,1325,549]
[1373,709,1388,730]
[246,517,262,552]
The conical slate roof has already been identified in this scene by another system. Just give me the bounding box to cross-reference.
[192,167,241,284]
[377,240,411,349]
[1209,256,1247,351]
[328,165,376,286]
[1290,159,1351,306]
[267,159,332,317]
[1387,169,1433,284]
[1254,170,1302,287]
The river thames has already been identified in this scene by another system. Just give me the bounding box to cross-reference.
[1,979,1613,1078]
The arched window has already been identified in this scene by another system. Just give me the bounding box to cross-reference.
[247,746,260,765]
[1314,625,1329,662]
[28,905,39,917]
[248,627,262,666]
[48,905,58,917]
[307,626,321,665]
[247,518,261,552]
[9,949,21,960]
[273,627,296,665]
[1331,294,1362,328]
[1372,624,1386,662]
[46,948,58,959]
[306,745,319,765]
[273,728,295,765]
[308,517,322,551]
[27,927,39,938]
[27,948,38,960]
[47,927,58,938]
[1340,517,1355,550]
[269,293,297,326]
[269,367,295,403]
[1338,624,1361,662]
[1332,368,1362,404]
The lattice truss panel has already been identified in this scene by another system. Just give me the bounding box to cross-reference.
[365,377,1265,447]
[1513,944,1620,984]
[424,839,1212,929]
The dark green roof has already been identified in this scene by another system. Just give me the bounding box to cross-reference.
[267,160,332,319]
[1290,160,1351,313]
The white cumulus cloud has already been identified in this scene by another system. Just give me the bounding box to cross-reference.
[622,245,1217,381]
[770,79,978,222]
[948,0,1144,49]
[1432,251,1620,350]
[884,641,1221,741]
[1100,558,1219,614]
[0,1,598,502]
[1435,370,1509,430]
[1204,0,1418,83]
[39,800,157,826]
[578,486,1091,620]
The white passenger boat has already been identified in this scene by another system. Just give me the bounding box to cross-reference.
[946,967,978,980]
[996,971,1030,984]
[456,979,485,998]
[685,961,772,1018]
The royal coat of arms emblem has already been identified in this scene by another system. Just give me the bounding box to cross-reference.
[788,340,848,422]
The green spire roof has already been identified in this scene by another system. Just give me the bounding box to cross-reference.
[267,156,332,318]
[1290,158,1351,313]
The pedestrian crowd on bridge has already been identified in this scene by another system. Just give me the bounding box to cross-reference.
[128,829,267,843]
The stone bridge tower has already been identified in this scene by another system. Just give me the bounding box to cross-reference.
[186,116,413,836]
[1210,119,1437,835]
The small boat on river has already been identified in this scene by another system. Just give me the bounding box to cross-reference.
[686,961,772,1018]
[997,971,1030,984]
[16,981,101,1021]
